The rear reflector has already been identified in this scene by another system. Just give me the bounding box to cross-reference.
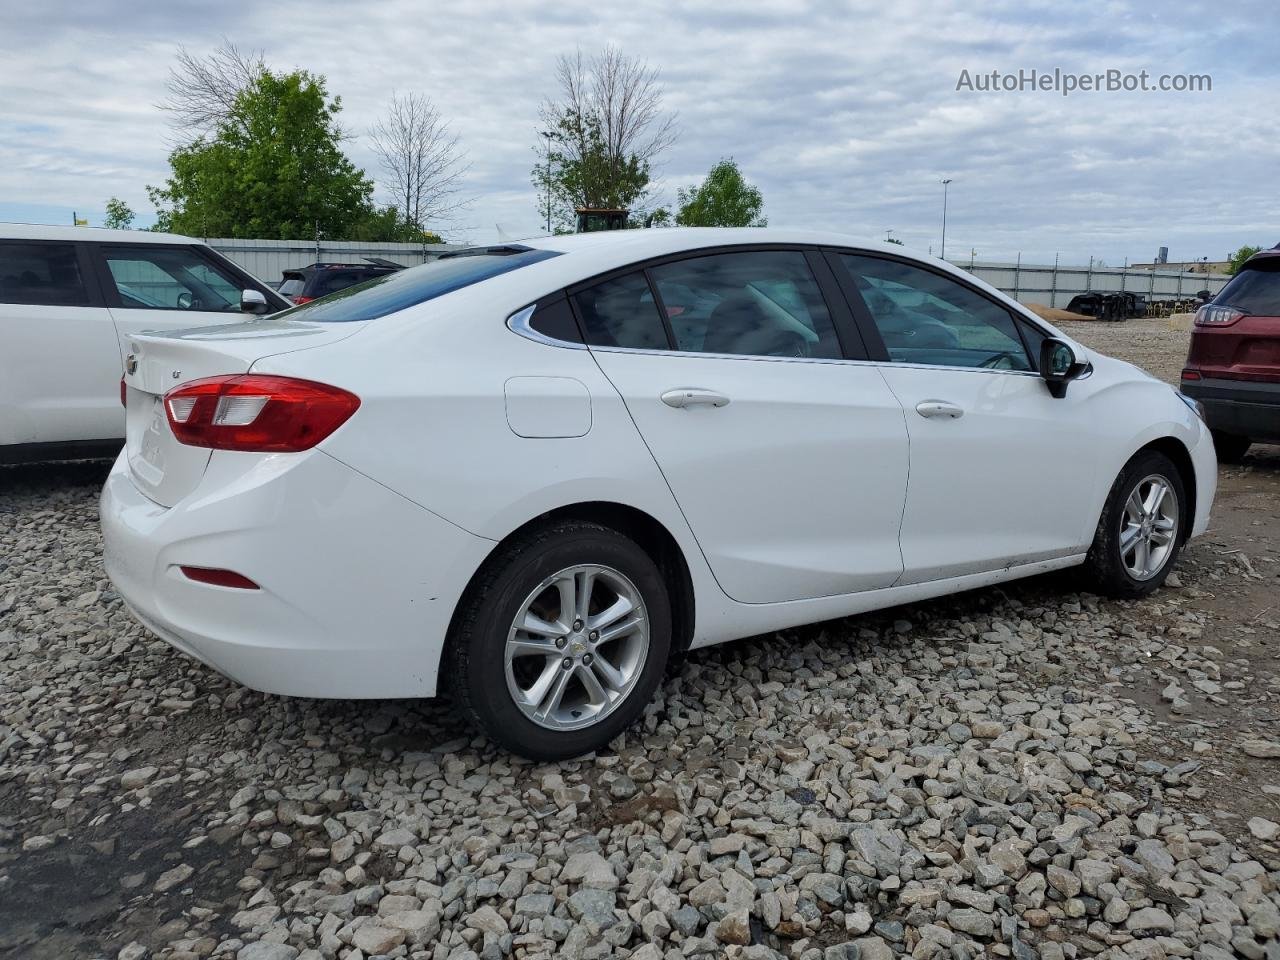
[179,566,260,589]
[163,375,359,452]
[120,378,127,407]
[291,295,314,305]
[1181,369,1202,381]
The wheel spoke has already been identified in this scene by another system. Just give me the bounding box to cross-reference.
[1126,489,1146,521]
[1119,524,1143,555]
[534,667,574,721]
[589,594,634,632]
[519,611,569,640]
[578,663,608,706]
[590,652,627,693]
[574,570,595,623]
[598,614,643,644]
[1142,480,1167,517]
[555,576,576,626]
[1134,537,1151,575]
[520,658,562,709]
[508,636,560,658]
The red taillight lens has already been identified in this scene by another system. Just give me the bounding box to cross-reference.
[291,295,314,305]
[163,375,360,452]
[1181,369,1202,381]
[179,566,260,589]
[1194,304,1244,326]
[120,378,127,407]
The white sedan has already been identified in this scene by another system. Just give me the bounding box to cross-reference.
[101,228,1215,758]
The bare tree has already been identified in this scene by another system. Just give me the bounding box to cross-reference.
[537,47,677,217]
[369,93,469,232]
[158,40,265,140]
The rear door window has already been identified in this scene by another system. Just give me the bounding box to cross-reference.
[100,245,242,312]
[649,250,842,358]
[1215,257,1280,315]
[0,242,89,306]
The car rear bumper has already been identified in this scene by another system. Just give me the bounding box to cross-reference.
[1182,377,1280,442]
[100,449,494,698]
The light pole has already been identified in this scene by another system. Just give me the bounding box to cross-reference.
[940,179,953,260]
[540,130,555,234]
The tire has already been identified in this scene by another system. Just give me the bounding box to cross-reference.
[1211,431,1252,464]
[448,521,671,760]
[1084,450,1186,599]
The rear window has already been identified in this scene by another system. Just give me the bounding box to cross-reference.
[287,248,561,323]
[1215,257,1280,316]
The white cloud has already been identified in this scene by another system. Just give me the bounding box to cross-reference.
[0,0,1276,262]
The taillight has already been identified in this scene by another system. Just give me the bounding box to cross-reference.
[1195,304,1244,326]
[162,375,360,452]
[291,295,314,305]
[1181,369,1202,381]
[120,378,127,407]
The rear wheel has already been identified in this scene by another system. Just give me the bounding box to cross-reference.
[1211,431,1252,463]
[448,522,671,760]
[1085,450,1185,598]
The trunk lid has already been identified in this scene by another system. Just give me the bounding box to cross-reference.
[122,319,361,506]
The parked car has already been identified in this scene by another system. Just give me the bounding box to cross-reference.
[277,258,405,305]
[101,229,1216,759]
[0,224,289,464]
[1181,244,1280,461]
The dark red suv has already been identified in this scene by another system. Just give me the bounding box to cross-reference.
[1181,245,1280,461]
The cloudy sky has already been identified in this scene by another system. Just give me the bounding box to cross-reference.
[1,0,1276,265]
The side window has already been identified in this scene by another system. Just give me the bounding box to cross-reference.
[101,246,242,312]
[650,251,842,359]
[572,272,669,350]
[528,296,583,344]
[1016,318,1049,370]
[0,242,88,306]
[839,254,1032,370]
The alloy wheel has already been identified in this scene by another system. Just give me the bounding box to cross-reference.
[1119,474,1179,580]
[503,564,650,731]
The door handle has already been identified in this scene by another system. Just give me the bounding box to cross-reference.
[915,400,964,419]
[661,388,731,409]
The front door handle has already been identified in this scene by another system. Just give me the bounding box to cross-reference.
[915,399,964,419]
[661,388,731,409]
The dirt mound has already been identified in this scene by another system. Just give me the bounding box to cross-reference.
[1023,303,1093,323]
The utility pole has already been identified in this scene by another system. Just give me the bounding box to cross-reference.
[940,179,953,259]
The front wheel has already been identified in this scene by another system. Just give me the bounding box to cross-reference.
[448,522,671,760]
[1084,450,1186,598]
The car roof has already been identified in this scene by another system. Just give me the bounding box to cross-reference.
[0,222,203,244]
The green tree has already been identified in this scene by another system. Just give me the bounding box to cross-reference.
[1228,244,1263,275]
[675,159,766,227]
[103,197,135,229]
[148,69,375,239]
[532,48,676,231]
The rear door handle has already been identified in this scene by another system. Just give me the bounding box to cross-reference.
[661,388,731,409]
[915,400,964,419]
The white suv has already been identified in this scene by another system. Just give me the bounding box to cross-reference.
[0,224,288,464]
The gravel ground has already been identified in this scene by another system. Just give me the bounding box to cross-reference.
[2,321,1278,960]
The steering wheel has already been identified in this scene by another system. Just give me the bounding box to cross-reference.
[979,351,1020,370]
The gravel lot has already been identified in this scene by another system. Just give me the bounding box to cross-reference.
[2,321,1278,960]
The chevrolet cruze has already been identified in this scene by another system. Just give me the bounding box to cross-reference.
[101,228,1216,758]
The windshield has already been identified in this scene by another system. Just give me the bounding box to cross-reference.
[1214,257,1280,316]
[283,247,561,322]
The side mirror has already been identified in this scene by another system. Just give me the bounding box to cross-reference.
[240,289,269,315]
[1039,338,1087,398]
